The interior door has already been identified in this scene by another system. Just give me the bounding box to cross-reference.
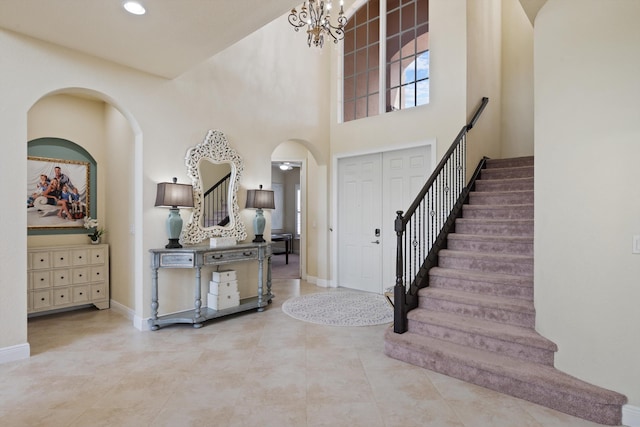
[338,146,431,294]
[381,146,431,291]
[337,153,383,293]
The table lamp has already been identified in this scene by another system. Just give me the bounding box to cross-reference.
[155,177,194,248]
[245,185,275,243]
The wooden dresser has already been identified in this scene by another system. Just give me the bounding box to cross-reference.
[28,244,110,315]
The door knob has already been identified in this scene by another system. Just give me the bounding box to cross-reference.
[371,240,380,244]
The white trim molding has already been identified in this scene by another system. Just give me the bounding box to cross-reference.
[0,343,30,365]
[623,404,640,427]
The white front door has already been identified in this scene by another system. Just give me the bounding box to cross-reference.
[338,146,431,294]
[337,153,383,293]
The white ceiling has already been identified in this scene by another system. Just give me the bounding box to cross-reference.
[0,0,298,79]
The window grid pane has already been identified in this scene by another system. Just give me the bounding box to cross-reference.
[344,0,428,121]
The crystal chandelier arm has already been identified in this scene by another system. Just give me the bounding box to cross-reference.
[288,5,309,31]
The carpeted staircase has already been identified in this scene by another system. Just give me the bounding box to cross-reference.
[384,156,627,425]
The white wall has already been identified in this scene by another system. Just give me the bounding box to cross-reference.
[535,0,640,406]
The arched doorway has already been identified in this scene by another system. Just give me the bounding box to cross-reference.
[26,88,144,333]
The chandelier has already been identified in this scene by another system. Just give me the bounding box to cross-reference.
[288,1,348,48]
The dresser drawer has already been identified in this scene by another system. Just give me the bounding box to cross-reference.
[71,248,90,266]
[73,285,90,303]
[90,247,107,265]
[90,266,107,282]
[31,271,51,290]
[51,250,71,268]
[53,269,71,287]
[30,252,51,270]
[53,288,71,306]
[32,290,52,310]
[73,267,90,284]
[91,283,107,301]
[204,249,258,264]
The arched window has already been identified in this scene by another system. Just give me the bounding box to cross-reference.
[343,0,429,122]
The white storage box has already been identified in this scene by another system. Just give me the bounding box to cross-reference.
[207,291,240,310]
[209,280,238,295]
[209,237,236,248]
[212,270,236,282]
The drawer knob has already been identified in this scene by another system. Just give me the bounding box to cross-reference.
[243,252,253,256]
[60,257,64,261]
[60,294,64,298]
[40,278,44,281]
[41,297,45,301]
[96,290,100,293]
[40,258,45,262]
[79,292,83,295]
[213,255,223,259]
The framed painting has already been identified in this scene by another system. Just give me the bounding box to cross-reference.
[27,156,90,230]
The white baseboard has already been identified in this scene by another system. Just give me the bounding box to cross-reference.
[109,300,150,331]
[305,276,335,288]
[0,343,30,365]
[623,404,640,427]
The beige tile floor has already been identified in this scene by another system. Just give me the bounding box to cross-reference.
[1,279,605,427]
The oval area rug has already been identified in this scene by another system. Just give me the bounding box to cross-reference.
[281,291,393,327]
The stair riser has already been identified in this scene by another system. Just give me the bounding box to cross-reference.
[446,238,533,256]
[468,192,533,205]
[406,321,554,365]
[462,205,533,220]
[428,275,533,300]
[475,179,533,192]
[383,343,622,426]
[421,298,535,328]
[481,167,533,180]
[438,255,533,276]
[485,157,534,169]
[455,221,533,237]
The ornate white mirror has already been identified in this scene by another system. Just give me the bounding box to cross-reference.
[181,130,247,245]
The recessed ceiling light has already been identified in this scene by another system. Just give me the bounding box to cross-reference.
[123,1,146,15]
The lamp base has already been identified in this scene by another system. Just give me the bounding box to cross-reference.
[165,238,182,249]
[252,234,266,243]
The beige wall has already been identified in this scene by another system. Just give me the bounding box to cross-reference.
[466,0,502,171]
[0,13,329,352]
[501,0,535,157]
[534,0,640,406]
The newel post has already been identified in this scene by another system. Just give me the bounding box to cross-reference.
[394,210,408,333]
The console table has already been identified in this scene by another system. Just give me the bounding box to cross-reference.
[149,243,272,330]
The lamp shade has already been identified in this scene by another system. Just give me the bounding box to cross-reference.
[155,177,194,208]
[245,185,275,210]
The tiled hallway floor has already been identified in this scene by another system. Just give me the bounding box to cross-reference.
[1,279,606,426]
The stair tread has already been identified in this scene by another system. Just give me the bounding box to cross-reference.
[463,203,533,209]
[470,189,533,196]
[407,309,557,351]
[384,329,627,405]
[420,287,535,313]
[456,218,533,224]
[429,266,533,286]
[485,156,534,167]
[439,249,533,263]
[447,233,533,243]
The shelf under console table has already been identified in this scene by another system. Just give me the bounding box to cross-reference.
[148,243,272,330]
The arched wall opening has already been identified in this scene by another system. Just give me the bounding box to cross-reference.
[271,138,329,285]
[26,87,145,333]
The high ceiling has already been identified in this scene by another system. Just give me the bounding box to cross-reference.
[0,0,298,79]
